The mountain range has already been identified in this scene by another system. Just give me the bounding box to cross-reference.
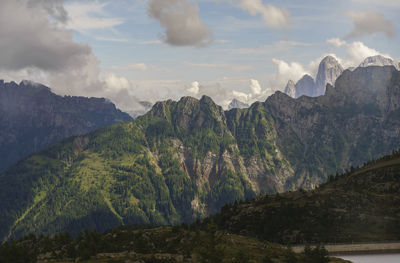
[1,65,400,240]
[284,55,400,99]
[0,80,132,172]
[284,55,344,98]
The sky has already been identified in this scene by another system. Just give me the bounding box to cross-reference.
[0,0,399,111]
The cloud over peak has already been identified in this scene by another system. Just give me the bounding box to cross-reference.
[148,0,213,46]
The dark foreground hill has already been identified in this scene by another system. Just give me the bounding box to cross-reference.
[208,150,400,244]
[0,226,348,263]
[0,80,132,171]
[1,66,400,240]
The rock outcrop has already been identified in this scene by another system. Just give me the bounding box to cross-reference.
[359,55,399,70]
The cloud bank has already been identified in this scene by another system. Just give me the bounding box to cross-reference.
[186,79,270,109]
[271,59,307,88]
[148,0,213,46]
[0,0,142,112]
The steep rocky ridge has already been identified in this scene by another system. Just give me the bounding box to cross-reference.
[0,80,132,171]
[210,148,400,244]
[0,66,400,239]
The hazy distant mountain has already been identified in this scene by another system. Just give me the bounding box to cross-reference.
[294,74,316,98]
[1,66,400,239]
[228,98,249,110]
[315,55,344,96]
[284,56,343,98]
[0,80,132,171]
[284,80,296,98]
[359,55,399,70]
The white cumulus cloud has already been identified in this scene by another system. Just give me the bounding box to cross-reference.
[250,79,261,95]
[271,59,308,88]
[187,81,200,95]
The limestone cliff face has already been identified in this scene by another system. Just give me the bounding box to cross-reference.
[268,66,400,182]
[315,55,344,96]
[359,55,399,70]
[0,80,132,171]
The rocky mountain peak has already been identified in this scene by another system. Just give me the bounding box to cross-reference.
[359,55,399,70]
[228,98,249,110]
[179,96,200,107]
[295,74,316,98]
[320,55,340,66]
[284,80,296,98]
[148,100,173,120]
[315,55,344,96]
[200,95,217,106]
